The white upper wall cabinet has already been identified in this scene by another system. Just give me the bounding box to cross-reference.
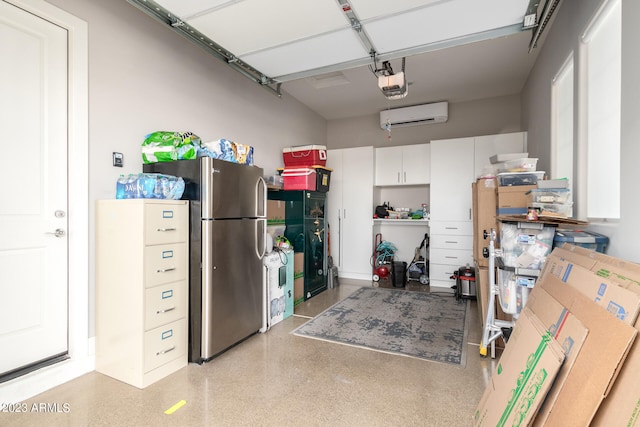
[375,144,430,186]
[430,137,476,222]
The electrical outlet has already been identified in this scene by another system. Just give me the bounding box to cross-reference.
[113,152,123,167]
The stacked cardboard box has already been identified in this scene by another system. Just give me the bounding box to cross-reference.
[474,245,640,426]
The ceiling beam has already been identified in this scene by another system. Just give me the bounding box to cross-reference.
[126,0,282,97]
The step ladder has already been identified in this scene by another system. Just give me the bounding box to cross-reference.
[479,229,515,358]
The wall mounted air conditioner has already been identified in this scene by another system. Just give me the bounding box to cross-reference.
[379,102,448,129]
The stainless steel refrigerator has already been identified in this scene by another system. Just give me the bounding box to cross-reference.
[144,157,266,363]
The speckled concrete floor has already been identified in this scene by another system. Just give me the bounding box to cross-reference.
[2,280,497,426]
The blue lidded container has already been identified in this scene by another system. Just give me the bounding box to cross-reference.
[553,229,609,253]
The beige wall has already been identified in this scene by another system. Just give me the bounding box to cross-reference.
[521,0,640,261]
[47,0,327,336]
[326,94,523,149]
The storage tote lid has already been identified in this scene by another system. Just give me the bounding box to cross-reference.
[553,229,609,244]
[282,145,327,153]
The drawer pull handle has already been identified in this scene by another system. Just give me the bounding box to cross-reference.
[445,241,458,244]
[445,256,458,259]
[156,307,176,314]
[157,227,177,232]
[156,346,176,356]
[445,227,458,230]
[157,267,176,273]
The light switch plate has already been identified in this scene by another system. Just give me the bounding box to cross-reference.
[113,152,123,167]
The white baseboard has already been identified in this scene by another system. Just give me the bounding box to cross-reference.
[338,272,372,281]
[0,340,95,404]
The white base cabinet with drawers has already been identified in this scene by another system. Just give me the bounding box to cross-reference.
[95,199,189,389]
[429,132,526,291]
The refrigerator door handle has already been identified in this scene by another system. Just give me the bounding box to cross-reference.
[256,218,267,259]
[256,176,267,218]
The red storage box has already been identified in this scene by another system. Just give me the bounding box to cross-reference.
[281,167,331,192]
[283,145,327,167]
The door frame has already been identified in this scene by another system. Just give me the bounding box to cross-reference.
[0,0,90,403]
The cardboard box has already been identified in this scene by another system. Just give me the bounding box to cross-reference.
[552,245,640,426]
[557,244,640,289]
[543,251,640,324]
[532,270,637,426]
[267,200,286,225]
[473,307,565,427]
[526,286,589,426]
[477,247,639,426]
[496,184,536,215]
[293,252,304,306]
[476,265,490,327]
[473,178,498,267]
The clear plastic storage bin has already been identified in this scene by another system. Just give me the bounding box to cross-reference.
[500,222,555,269]
[526,188,572,204]
[532,202,573,218]
[497,158,539,173]
[497,267,535,316]
[498,171,546,186]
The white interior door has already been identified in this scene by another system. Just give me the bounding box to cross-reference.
[0,1,69,376]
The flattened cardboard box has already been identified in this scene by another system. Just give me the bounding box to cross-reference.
[267,200,286,225]
[558,244,640,289]
[473,307,565,427]
[544,251,640,325]
[554,245,640,426]
[473,178,497,267]
[526,286,588,427]
[534,272,637,426]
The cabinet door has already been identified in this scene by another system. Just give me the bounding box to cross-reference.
[326,149,344,269]
[341,147,373,277]
[402,144,430,184]
[375,146,402,185]
[430,138,475,221]
[474,132,526,176]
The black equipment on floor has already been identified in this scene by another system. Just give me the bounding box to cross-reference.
[451,265,476,300]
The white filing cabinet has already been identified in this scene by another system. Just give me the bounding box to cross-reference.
[95,199,189,388]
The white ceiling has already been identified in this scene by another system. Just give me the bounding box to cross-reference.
[283,30,540,120]
[135,0,544,120]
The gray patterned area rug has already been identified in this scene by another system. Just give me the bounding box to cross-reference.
[292,287,469,366]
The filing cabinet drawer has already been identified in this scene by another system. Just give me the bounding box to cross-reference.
[144,281,187,331]
[144,318,186,373]
[144,202,188,245]
[144,243,187,288]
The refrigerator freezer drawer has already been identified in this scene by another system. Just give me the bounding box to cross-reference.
[144,243,188,288]
[143,318,187,373]
[144,280,187,331]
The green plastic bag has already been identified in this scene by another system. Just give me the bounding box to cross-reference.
[141,131,200,164]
